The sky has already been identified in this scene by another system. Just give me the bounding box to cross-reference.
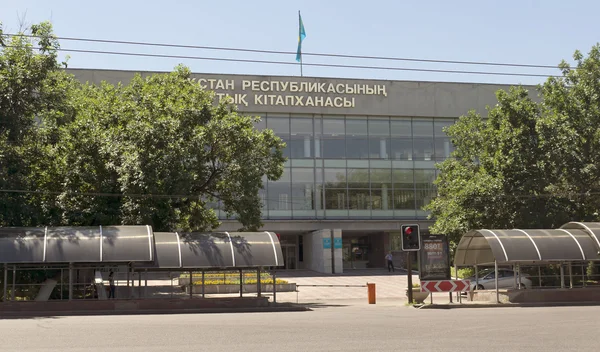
[1,0,599,85]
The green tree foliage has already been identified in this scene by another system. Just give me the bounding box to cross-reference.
[0,21,76,226]
[426,44,600,246]
[0,21,285,232]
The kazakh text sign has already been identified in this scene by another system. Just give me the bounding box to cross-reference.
[192,77,388,109]
[420,280,471,293]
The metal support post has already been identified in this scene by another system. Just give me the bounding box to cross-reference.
[513,264,518,288]
[454,265,459,302]
[169,271,173,299]
[406,252,413,304]
[583,264,586,287]
[60,268,63,300]
[517,264,522,289]
[538,266,542,287]
[272,271,277,303]
[239,269,243,298]
[560,263,565,289]
[201,271,205,298]
[11,265,16,301]
[189,270,193,299]
[144,269,148,298]
[494,260,499,303]
[138,271,142,298]
[568,262,573,288]
[68,263,73,301]
[3,264,7,302]
[257,267,262,297]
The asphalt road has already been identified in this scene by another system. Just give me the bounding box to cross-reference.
[1,302,597,352]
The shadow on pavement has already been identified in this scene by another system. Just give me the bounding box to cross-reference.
[276,269,415,278]
[298,302,350,309]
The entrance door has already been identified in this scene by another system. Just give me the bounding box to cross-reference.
[281,245,297,270]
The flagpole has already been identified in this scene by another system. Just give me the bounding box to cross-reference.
[299,10,303,77]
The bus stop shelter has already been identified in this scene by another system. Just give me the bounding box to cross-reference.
[0,226,283,302]
[454,222,600,302]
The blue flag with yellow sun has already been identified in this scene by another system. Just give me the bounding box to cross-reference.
[296,11,306,62]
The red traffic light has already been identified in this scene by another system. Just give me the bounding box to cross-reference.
[404,227,413,235]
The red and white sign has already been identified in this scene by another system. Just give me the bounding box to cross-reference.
[420,280,471,293]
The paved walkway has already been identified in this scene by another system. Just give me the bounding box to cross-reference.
[273,269,456,304]
[111,268,460,305]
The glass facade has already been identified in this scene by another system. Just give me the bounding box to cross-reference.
[217,114,456,220]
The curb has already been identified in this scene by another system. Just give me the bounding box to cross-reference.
[415,301,600,309]
[0,305,311,318]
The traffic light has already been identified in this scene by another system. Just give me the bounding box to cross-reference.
[401,224,420,251]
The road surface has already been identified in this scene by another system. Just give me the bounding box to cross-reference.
[1,302,595,351]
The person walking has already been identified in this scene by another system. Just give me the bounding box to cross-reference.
[385,252,394,272]
[108,271,116,299]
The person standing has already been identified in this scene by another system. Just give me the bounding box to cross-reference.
[385,252,394,272]
[108,271,116,299]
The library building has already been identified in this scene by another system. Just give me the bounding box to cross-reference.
[68,68,511,274]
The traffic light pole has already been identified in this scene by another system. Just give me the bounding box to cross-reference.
[406,252,413,304]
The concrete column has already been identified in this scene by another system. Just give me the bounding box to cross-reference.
[380,139,387,159]
[382,185,389,210]
[332,229,343,274]
[304,136,311,158]
[305,229,333,274]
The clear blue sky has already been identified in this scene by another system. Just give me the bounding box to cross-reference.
[1,0,598,85]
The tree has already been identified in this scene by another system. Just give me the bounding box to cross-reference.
[57,66,285,231]
[426,44,600,246]
[0,21,75,227]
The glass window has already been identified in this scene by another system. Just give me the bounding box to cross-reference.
[393,189,415,210]
[346,137,369,159]
[369,119,390,136]
[267,115,290,134]
[267,168,291,210]
[412,119,433,137]
[323,118,344,135]
[290,117,313,159]
[393,169,414,189]
[347,168,369,188]
[416,189,437,210]
[346,119,367,136]
[391,119,411,137]
[322,118,345,159]
[413,137,434,161]
[434,137,453,161]
[370,188,393,210]
[414,169,436,189]
[390,138,412,160]
[349,189,370,210]
[325,189,347,209]
[434,119,454,137]
[370,169,392,189]
[267,115,291,159]
[324,168,346,188]
[369,119,390,159]
[369,138,390,159]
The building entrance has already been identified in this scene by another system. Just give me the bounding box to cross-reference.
[281,244,297,270]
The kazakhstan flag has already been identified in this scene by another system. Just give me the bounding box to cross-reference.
[296,11,306,62]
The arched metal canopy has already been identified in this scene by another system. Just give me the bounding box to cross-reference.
[143,231,283,269]
[0,226,153,264]
[0,227,284,268]
[454,222,600,266]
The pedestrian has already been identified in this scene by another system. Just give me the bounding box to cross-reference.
[108,271,116,299]
[385,252,394,272]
